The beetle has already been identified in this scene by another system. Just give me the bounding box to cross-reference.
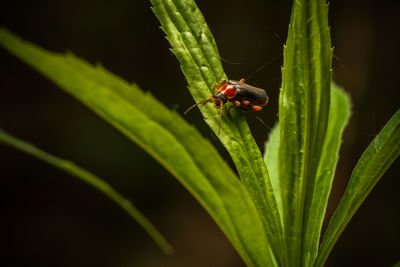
[184,78,269,134]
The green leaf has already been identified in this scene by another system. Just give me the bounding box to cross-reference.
[315,108,400,267]
[0,128,173,254]
[279,0,333,265]
[264,123,282,217]
[0,27,272,267]
[264,84,351,266]
[304,83,351,266]
[151,0,285,264]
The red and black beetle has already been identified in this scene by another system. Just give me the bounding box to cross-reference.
[184,78,269,134]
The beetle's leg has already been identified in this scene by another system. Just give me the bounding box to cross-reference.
[213,85,217,96]
[251,105,263,111]
[239,78,245,83]
[227,106,235,117]
[227,100,241,117]
[218,107,223,135]
[239,105,263,111]
[213,84,220,96]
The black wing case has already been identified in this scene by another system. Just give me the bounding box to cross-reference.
[233,82,268,106]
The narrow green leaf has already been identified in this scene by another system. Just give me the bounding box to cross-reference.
[279,0,333,264]
[0,27,271,267]
[0,128,173,254]
[315,108,400,267]
[264,123,282,217]
[151,0,285,264]
[304,83,351,266]
[264,84,351,267]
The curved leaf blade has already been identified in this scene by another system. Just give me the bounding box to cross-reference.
[0,128,173,254]
[279,0,333,264]
[264,84,351,266]
[315,108,400,267]
[304,83,351,266]
[151,0,284,264]
[264,123,282,217]
[0,28,271,267]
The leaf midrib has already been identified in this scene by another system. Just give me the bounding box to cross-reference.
[160,0,268,192]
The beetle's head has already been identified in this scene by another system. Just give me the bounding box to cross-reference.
[213,92,227,108]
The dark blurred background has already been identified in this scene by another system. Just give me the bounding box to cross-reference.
[1,0,399,266]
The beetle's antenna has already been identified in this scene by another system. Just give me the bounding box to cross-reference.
[220,57,242,65]
[245,25,284,82]
[218,106,223,135]
[245,51,283,82]
[250,114,272,130]
[184,97,213,115]
[262,25,284,46]
[333,54,348,72]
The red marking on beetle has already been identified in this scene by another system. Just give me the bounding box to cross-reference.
[223,85,237,98]
[217,83,227,92]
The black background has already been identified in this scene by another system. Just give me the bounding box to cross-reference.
[1,0,399,266]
